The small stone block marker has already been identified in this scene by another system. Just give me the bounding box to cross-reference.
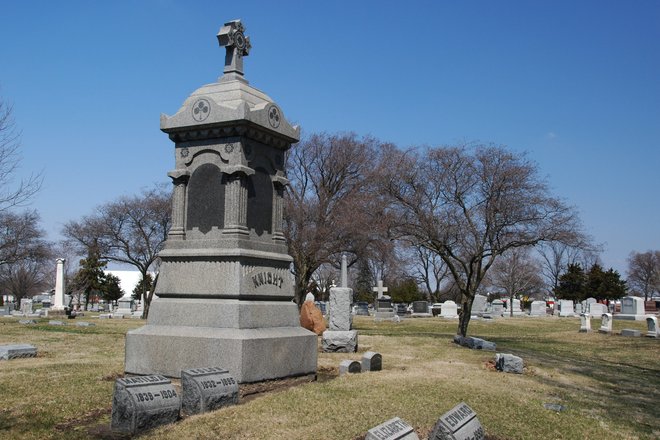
[453,335,496,351]
[18,319,37,325]
[76,321,96,327]
[0,344,37,360]
[621,329,640,337]
[494,353,523,374]
[48,320,65,326]
[361,351,382,372]
[365,417,419,440]
[338,360,361,375]
[181,367,238,415]
[430,402,484,440]
[111,375,180,435]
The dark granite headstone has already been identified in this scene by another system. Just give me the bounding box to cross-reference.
[338,360,361,375]
[377,298,392,311]
[412,301,428,314]
[430,402,484,440]
[181,367,238,415]
[361,351,382,372]
[111,375,180,435]
[366,417,419,440]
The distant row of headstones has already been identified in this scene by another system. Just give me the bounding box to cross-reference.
[579,313,658,338]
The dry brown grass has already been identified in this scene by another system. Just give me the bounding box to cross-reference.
[0,314,658,440]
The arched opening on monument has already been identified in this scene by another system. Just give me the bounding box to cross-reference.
[186,163,225,234]
[246,167,273,236]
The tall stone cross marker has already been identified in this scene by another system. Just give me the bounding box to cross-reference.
[372,280,388,299]
[217,19,251,76]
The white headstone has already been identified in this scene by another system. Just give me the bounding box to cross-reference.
[20,299,33,315]
[52,258,66,311]
[491,299,505,317]
[646,316,658,338]
[621,296,644,315]
[472,294,488,315]
[589,303,607,316]
[559,300,574,317]
[530,300,546,316]
[440,300,458,318]
[599,313,613,333]
[579,313,591,332]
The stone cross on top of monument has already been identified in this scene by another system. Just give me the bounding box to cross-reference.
[217,19,251,77]
[373,279,388,299]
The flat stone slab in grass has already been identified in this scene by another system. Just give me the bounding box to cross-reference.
[453,335,496,351]
[495,353,524,374]
[361,351,382,372]
[339,360,361,375]
[111,375,180,435]
[48,320,65,326]
[18,319,37,325]
[76,322,96,327]
[181,367,238,416]
[0,344,37,360]
[621,329,640,337]
[430,402,485,440]
[366,417,419,440]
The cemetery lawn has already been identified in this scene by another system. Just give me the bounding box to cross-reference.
[0,316,658,440]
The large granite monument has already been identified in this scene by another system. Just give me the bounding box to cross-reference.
[125,20,317,382]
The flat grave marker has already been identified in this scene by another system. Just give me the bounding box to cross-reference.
[0,344,37,360]
[365,417,419,440]
[181,367,238,415]
[430,402,484,440]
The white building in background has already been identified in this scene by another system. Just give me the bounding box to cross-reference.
[105,270,143,299]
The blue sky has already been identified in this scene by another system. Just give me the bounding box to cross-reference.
[1,1,658,274]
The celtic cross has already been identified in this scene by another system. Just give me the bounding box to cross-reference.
[217,20,251,76]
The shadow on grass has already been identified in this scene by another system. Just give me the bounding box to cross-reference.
[492,336,660,436]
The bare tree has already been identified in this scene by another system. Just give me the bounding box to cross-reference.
[0,97,42,211]
[412,244,449,302]
[537,238,602,296]
[627,250,660,301]
[489,247,544,316]
[62,185,171,318]
[284,132,392,306]
[0,210,53,305]
[382,143,579,336]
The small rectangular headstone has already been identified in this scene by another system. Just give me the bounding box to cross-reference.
[366,417,419,440]
[620,329,640,337]
[0,344,37,360]
[181,367,238,415]
[361,351,382,372]
[338,359,361,376]
[111,375,180,435]
[430,402,484,440]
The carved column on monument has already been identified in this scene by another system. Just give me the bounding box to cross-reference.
[271,175,288,242]
[167,170,190,240]
[223,165,254,235]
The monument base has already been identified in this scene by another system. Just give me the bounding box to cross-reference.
[124,298,317,383]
